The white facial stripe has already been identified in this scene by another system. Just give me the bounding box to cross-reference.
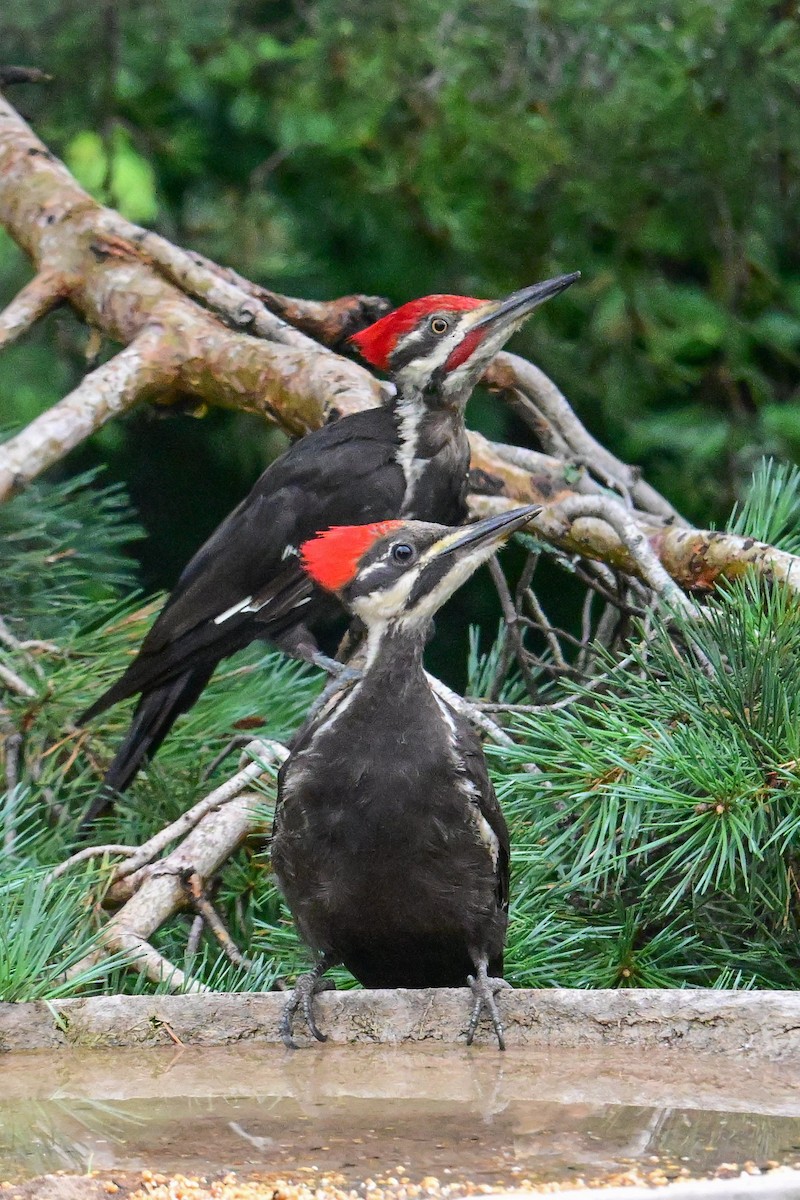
[395,323,468,393]
[351,571,417,624]
[396,539,498,625]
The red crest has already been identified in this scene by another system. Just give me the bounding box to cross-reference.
[300,521,405,592]
[349,295,485,370]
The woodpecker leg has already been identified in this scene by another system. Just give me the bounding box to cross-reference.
[279,957,336,1050]
[466,958,511,1051]
[308,650,362,684]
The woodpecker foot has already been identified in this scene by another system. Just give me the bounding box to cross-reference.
[279,966,335,1049]
[466,961,511,1050]
[309,651,362,683]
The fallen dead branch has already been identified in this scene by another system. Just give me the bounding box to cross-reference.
[67,739,287,991]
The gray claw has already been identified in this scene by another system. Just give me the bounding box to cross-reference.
[280,970,334,1049]
[466,963,510,1051]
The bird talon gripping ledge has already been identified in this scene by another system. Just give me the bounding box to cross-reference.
[466,963,512,1051]
[270,504,541,1050]
[280,967,334,1049]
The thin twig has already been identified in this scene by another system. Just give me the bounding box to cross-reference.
[181,870,253,971]
[0,660,35,698]
[572,563,646,617]
[185,913,204,961]
[477,650,640,714]
[577,588,595,674]
[426,674,515,747]
[112,738,288,884]
[522,587,569,669]
[44,843,138,885]
[3,730,22,854]
[488,557,541,699]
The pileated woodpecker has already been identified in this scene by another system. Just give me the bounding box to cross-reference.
[80,274,578,811]
[272,504,540,1050]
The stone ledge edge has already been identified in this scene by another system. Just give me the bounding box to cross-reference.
[3,987,800,1057]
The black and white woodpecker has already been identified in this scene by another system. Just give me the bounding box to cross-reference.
[80,275,578,812]
[271,504,540,1051]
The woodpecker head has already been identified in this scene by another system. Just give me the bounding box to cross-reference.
[301,505,540,630]
[349,273,579,406]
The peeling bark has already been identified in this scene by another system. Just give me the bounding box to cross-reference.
[0,91,386,458]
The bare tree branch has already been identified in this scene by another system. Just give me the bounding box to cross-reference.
[0,268,72,349]
[107,738,287,898]
[0,66,52,87]
[181,250,393,348]
[485,353,685,524]
[105,927,207,993]
[69,752,282,989]
[0,327,171,499]
[470,492,800,596]
[182,870,253,971]
[551,495,696,615]
[2,88,799,604]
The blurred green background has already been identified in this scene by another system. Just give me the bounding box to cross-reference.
[2,0,800,600]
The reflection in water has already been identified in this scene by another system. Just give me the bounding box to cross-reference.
[0,1097,144,1179]
[2,1044,800,1185]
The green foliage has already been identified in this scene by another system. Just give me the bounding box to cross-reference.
[0,467,143,636]
[491,463,800,989]
[4,461,800,998]
[1,473,321,997]
[727,458,800,554]
[0,869,131,1001]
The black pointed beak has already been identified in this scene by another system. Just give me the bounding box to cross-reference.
[430,505,541,563]
[471,271,580,336]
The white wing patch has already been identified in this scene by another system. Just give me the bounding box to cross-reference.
[213,596,253,624]
[214,592,311,624]
[433,692,500,870]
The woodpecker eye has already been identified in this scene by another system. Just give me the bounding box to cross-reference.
[391,543,415,564]
[430,317,449,335]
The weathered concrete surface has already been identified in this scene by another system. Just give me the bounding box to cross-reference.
[2,988,800,1058]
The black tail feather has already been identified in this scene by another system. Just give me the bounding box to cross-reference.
[81,667,214,824]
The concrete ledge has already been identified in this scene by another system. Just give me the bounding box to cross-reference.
[2,987,800,1057]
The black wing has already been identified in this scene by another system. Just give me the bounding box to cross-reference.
[83,407,404,717]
